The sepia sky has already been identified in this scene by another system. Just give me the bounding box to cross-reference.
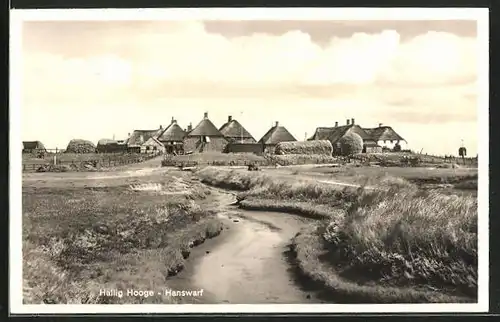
[20,18,479,155]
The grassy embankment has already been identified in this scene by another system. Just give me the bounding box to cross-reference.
[196,166,477,303]
[23,172,223,304]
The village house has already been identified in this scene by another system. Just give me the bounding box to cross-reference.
[96,139,126,153]
[308,118,381,154]
[22,140,47,154]
[258,121,297,154]
[219,115,256,143]
[126,127,163,153]
[363,123,407,151]
[183,112,228,153]
[141,136,166,154]
[157,117,186,154]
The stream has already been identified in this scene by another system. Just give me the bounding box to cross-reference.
[167,188,326,304]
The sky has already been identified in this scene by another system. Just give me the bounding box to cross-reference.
[20,18,480,156]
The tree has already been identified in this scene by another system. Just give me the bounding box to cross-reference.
[338,132,363,156]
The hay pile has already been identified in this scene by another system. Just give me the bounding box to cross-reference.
[338,132,363,156]
[65,139,96,154]
[275,140,333,156]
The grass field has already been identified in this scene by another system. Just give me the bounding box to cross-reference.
[22,152,147,165]
[196,166,478,302]
[23,171,224,304]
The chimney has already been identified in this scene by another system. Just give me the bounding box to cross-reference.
[204,112,208,119]
[160,124,163,129]
[171,117,175,124]
[351,118,355,125]
[346,119,350,125]
[379,123,383,128]
[335,121,338,127]
[275,121,279,127]
[228,115,232,122]
[187,123,192,132]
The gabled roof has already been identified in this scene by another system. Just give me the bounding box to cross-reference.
[219,119,256,141]
[127,129,162,147]
[188,114,224,137]
[259,124,297,145]
[363,126,406,142]
[158,121,186,142]
[308,124,371,144]
[143,136,164,146]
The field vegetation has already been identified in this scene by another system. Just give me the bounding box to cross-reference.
[196,166,478,302]
[23,171,224,304]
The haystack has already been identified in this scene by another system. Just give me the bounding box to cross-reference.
[65,139,96,153]
[275,140,333,156]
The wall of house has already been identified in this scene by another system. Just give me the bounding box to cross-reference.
[225,142,264,155]
[377,140,407,151]
[183,136,228,153]
[140,143,165,154]
[264,144,277,154]
[365,146,383,153]
[226,137,257,144]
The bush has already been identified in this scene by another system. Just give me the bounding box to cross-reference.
[338,132,363,156]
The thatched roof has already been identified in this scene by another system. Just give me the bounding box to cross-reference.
[97,138,118,146]
[308,125,371,144]
[127,129,162,147]
[158,120,186,142]
[259,122,297,145]
[275,140,333,156]
[23,140,46,150]
[219,116,256,141]
[188,112,224,137]
[363,126,406,142]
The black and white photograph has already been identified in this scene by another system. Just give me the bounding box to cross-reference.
[9,7,489,314]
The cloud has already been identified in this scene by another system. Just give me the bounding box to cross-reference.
[23,21,477,95]
[20,20,479,155]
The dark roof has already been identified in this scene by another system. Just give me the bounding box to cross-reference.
[23,140,46,150]
[97,139,118,146]
[308,125,371,144]
[188,117,224,137]
[363,126,406,142]
[259,125,297,145]
[158,122,186,142]
[127,129,162,147]
[219,119,256,141]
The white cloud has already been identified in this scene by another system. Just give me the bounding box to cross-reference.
[20,20,479,155]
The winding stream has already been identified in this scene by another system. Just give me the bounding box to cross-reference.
[168,188,325,304]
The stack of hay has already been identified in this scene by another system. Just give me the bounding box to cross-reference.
[275,140,333,156]
[65,139,96,154]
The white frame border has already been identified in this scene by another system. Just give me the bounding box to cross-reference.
[9,7,490,315]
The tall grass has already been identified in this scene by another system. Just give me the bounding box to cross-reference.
[196,167,478,301]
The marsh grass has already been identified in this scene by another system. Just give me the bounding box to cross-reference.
[23,176,223,304]
[196,167,478,301]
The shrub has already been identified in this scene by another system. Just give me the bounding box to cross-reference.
[338,132,363,156]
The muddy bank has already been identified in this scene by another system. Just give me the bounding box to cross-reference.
[168,206,327,304]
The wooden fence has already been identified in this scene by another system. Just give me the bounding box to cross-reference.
[23,152,161,172]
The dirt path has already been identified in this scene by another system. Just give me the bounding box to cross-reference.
[168,189,326,304]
